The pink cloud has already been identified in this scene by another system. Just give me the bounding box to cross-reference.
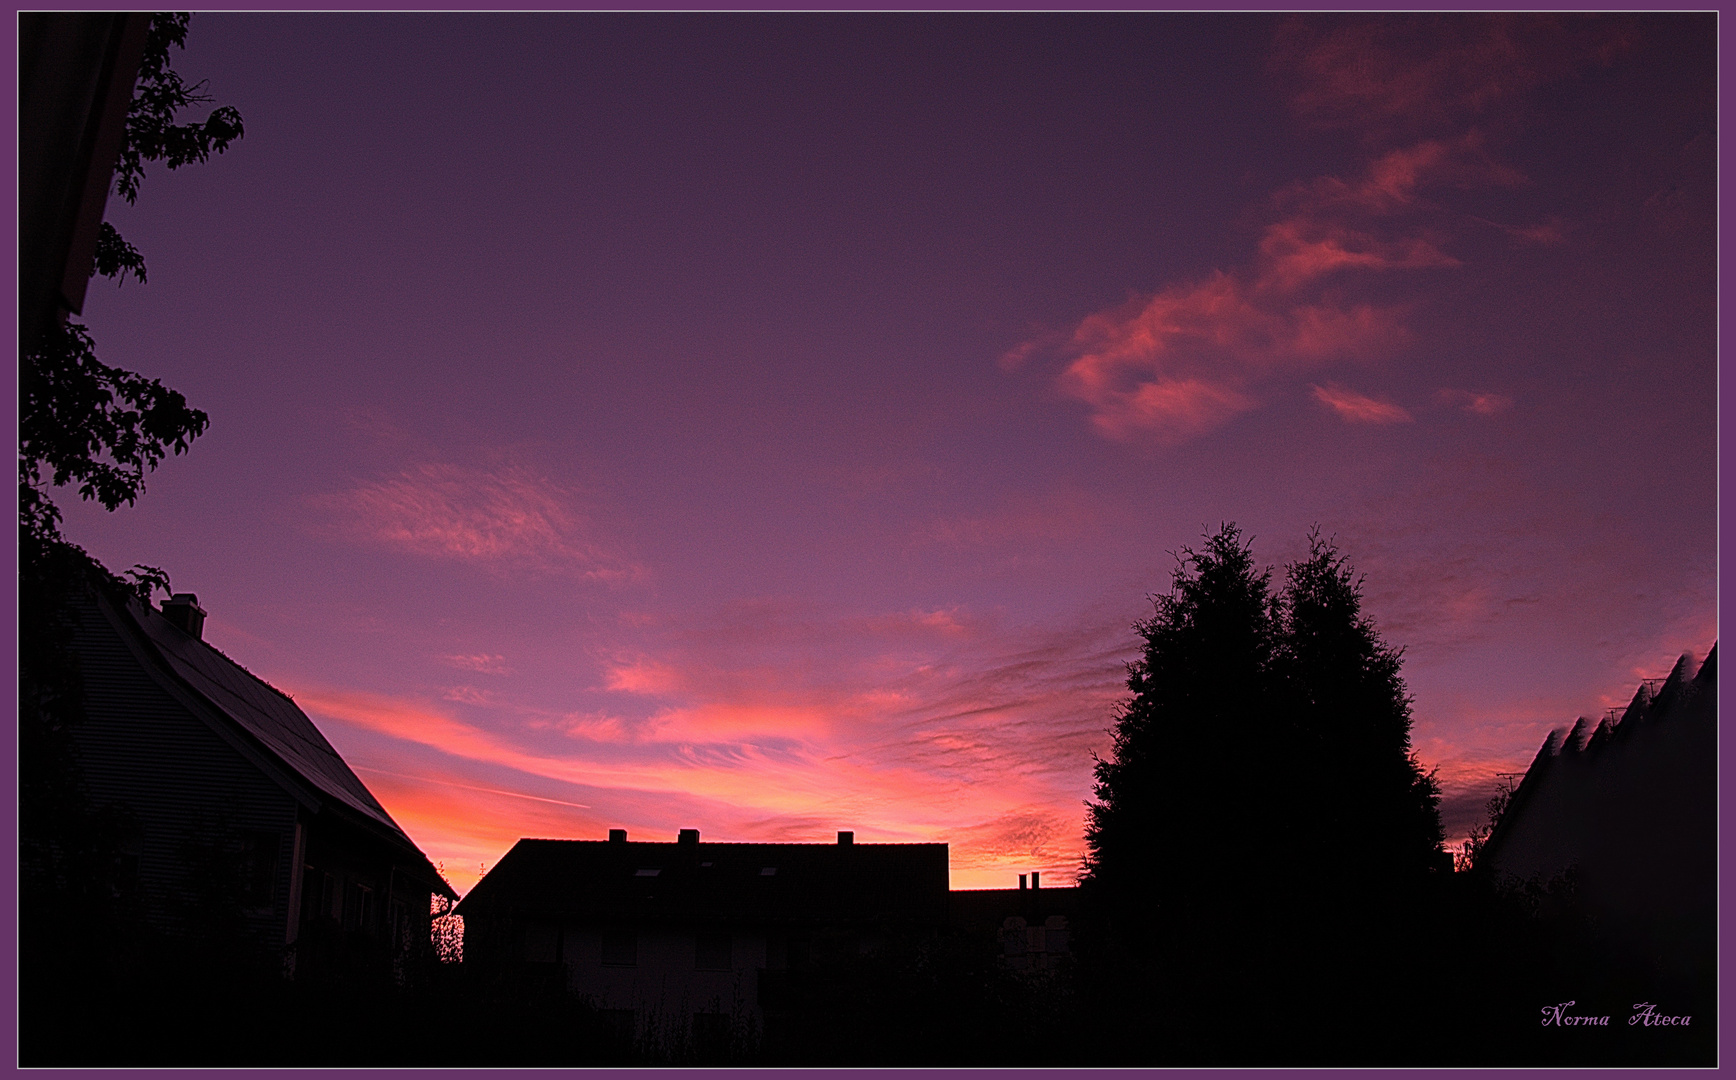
[312,460,640,581]
[443,653,511,675]
[1257,221,1457,292]
[915,487,1114,551]
[1312,383,1413,424]
[1436,387,1515,416]
[1472,215,1569,246]
[1272,15,1608,136]
[1052,272,1408,442]
[601,655,682,695]
[293,601,1140,892]
[1015,24,1596,447]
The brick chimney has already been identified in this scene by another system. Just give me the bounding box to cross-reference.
[678,828,699,844]
[160,593,205,639]
[609,829,626,843]
[837,831,853,845]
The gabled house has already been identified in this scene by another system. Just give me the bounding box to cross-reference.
[60,581,456,977]
[455,829,949,1049]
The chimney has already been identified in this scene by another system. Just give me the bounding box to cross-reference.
[1032,871,1040,890]
[678,829,699,845]
[160,593,206,639]
[609,829,626,843]
[837,831,853,846]
[1019,874,1027,891]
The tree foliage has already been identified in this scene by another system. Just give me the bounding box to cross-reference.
[91,13,245,291]
[23,13,240,547]
[1083,524,1443,908]
[111,15,245,232]
[20,319,208,546]
[1075,524,1447,1060]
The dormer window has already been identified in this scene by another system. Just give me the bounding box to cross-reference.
[635,868,661,877]
[759,867,777,876]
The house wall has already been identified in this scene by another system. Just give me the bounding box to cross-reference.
[66,591,301,955]
[294,812,440,978]
[477,915,769,1036]
[562,923,764,1024]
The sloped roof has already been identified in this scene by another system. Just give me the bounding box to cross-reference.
[457,837,949,925]
[1481,643,1716,896]
[104,588,455,897]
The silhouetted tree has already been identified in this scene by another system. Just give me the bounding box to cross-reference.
[1077,524,1449,1063]
[95,13,244,287]
[1273,530,1443,889]
[22,12,239,548]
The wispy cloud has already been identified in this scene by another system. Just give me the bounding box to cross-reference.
[1271,15,1627,137]
[1013,17,1622,447]
[1052,270,1407,443]
[1437,388,1514,416]
[1034,131,1454,443]
[294,601,1141,890]
[1311,383,1413,424]
[312,460,640,581]
[443,653,512,675]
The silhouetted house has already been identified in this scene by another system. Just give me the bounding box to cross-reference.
[949,872,1081,973]
[1480,645,1715,979]
[61,581,456,976]
[456,830,948,1050]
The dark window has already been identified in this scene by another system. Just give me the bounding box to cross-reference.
[388,899,408,953]
[320,871,338,922]
[601,929,636,966]
[345,882,373,932]
[695,930,731,971]
[238,830,278,908]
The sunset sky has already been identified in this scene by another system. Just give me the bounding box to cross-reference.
[57,14,1716,894]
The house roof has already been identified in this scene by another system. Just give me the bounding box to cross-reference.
[456,837,949,925]
[100,586,456,898]
[948,885,1084,931]
[1480,642,1716,884]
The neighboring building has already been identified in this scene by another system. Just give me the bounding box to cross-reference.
[62,579,456,977]
[1480,644,1716,978]
[456,830,949,1049]
[949,873,1081,973]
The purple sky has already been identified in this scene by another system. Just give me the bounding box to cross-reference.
[59,14,1716,894]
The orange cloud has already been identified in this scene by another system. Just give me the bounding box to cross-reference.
[355,766,601,895]
[1311,383,1413,424]
[601,655,682,695]
[290,607,1136,895]
[313,460,640,581]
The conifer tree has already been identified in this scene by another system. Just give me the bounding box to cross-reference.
[1273,531,1443,890]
